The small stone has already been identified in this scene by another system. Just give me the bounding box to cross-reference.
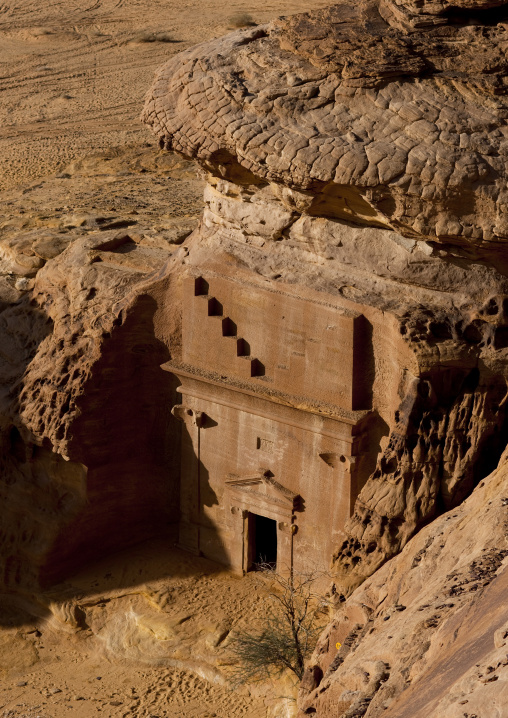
[480,674,498,683]
[16,681,27,687]
[14,277,32,291]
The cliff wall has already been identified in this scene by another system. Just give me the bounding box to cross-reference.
[0,1,507,714]
[141,2,508,713]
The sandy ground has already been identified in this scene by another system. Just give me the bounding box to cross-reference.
[0,144,205,275]
[0,0,330,191]
[0,539,302,718]
[0,0,332,715]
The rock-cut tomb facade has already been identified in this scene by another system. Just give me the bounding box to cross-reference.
[165,268,382,576]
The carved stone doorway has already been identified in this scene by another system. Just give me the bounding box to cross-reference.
[247,513,277,571]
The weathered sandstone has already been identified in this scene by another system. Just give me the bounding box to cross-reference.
[0,149,203,590]
[0,0,507,715]
[143,0,508,594]
[139,2,508,713]
[143,1,508,251]
[166,178,508,597]
[298,455,508,716]
[0,231,178,588]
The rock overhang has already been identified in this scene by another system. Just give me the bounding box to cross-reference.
[143,0,508,249]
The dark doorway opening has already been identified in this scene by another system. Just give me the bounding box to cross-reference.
[248,513,277,570]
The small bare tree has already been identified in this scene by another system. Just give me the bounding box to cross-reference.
[229,566,326,684]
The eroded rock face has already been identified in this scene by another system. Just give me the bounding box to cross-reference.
[143,0,508,250]
[142,0,508,590]
[140,3,508,713]
[0,148,204,592]
[298,457,508,716]
[184,174,508,596]
[1,2,508,713]
[334,365,508,595]
[0,231,182,589]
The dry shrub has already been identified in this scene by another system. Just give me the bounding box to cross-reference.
[228,12,256,28]
[228,566,327,685]
[126,31,175,44]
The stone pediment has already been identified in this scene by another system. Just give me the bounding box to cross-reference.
[225,469,300,511]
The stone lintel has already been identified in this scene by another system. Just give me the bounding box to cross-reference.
[225,471,301,510]
[163,361,367,443]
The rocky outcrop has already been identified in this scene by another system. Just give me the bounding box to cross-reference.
[298,453,508,716]
[1,0,508,711]
[0,231,181,589]
[142,0,508,252]
[332,363,508,597]
[0,147,204,592]
[172,177,508,598]
[140,3,508,713]
[143,0,508,596]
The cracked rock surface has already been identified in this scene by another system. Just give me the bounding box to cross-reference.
[143,0,508,251]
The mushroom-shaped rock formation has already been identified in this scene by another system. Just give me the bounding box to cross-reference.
[143,0,508,253]
[143,0,508,601]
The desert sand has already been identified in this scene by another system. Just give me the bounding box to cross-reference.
[0,0,329,191]
[0,537,298,718]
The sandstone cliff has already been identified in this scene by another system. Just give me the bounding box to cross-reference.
[0,0,507,715]
[143,0,508,584]
[141,1,508,713]
[0,148,202,591]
